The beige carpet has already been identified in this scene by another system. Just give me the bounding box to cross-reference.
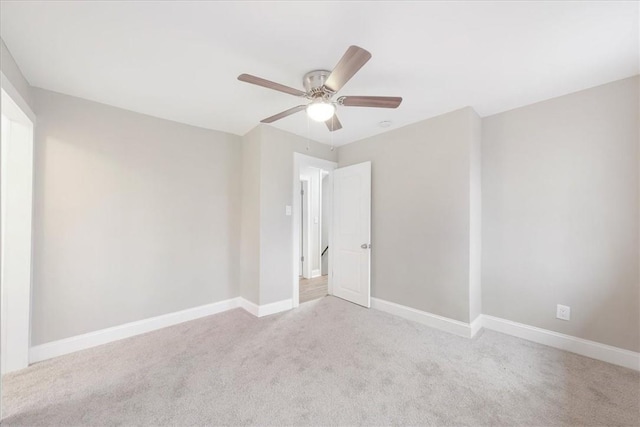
[3,296,639,426]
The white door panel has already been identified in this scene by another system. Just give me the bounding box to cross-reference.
[332,161,371,308]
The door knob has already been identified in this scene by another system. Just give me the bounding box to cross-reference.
[361,243,371,249]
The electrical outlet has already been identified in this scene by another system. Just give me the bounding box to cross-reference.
[556,304,571,321]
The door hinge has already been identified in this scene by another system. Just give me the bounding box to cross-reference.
[301,256,304,262]
[301,188,304,196]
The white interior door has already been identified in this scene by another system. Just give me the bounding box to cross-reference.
[332,161,371,308]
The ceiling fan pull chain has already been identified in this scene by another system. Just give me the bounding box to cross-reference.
[330,116,335,151]
[306,115,310,151]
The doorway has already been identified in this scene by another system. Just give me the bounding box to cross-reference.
[298,168,330,303]
[292,154,337,307]
[292,155,372,309]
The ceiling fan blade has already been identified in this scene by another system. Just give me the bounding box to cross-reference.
[238,74,306,97]
[325,114,343,132]
[324,46,372,93]
[260,105,307,123]
[340,96,402,108]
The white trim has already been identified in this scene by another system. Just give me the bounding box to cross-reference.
[469,315,483,338]
[0,72,35,124]
[371,297,475,338]
[29,297,296,364]
[481,315,640,371]
[28,295,297,365]
[1,87,35,374]
[257,299,293,317]
[300,178,311,280]
[238,298,292,317]
[238,298,259,317]
[370,298,639,370]
[28,294,636,372]
[29,298,241,364]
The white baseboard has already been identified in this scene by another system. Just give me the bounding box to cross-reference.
[258,298,293,316]
[482,315,640,371]
[371,297,476,338]
[34,295,632,371]
[239,298,260,317]
[469,315,483,338]
[30,297,241,363]
[370,298,638,371]
[240,298,293,317]
[29,296,295,364]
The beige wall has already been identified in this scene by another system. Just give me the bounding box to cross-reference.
[5,43,638,353]
[338,107,481,323]
[239,126,261,304]
[469,109,482,322]
[31,88,242,345]
[482,76,639,351]
[258,125,337,305]
[238,124,336,305]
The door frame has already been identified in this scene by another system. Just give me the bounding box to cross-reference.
[300,178,310,279]
[292,153,337,308]
[0,71,36,382]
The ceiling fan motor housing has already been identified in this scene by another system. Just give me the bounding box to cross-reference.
[303,70,332,97]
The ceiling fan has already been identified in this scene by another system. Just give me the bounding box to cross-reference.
[237,46,402,132]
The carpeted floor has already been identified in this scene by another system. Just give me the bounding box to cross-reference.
[2,296,639,426]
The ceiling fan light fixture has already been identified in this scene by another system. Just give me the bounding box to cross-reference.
[238,46,402,131]
[306,100,335,122]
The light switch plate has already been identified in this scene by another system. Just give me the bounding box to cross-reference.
[285,205,292,216]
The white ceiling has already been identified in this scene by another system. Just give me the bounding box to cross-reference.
[1,1,638,146]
